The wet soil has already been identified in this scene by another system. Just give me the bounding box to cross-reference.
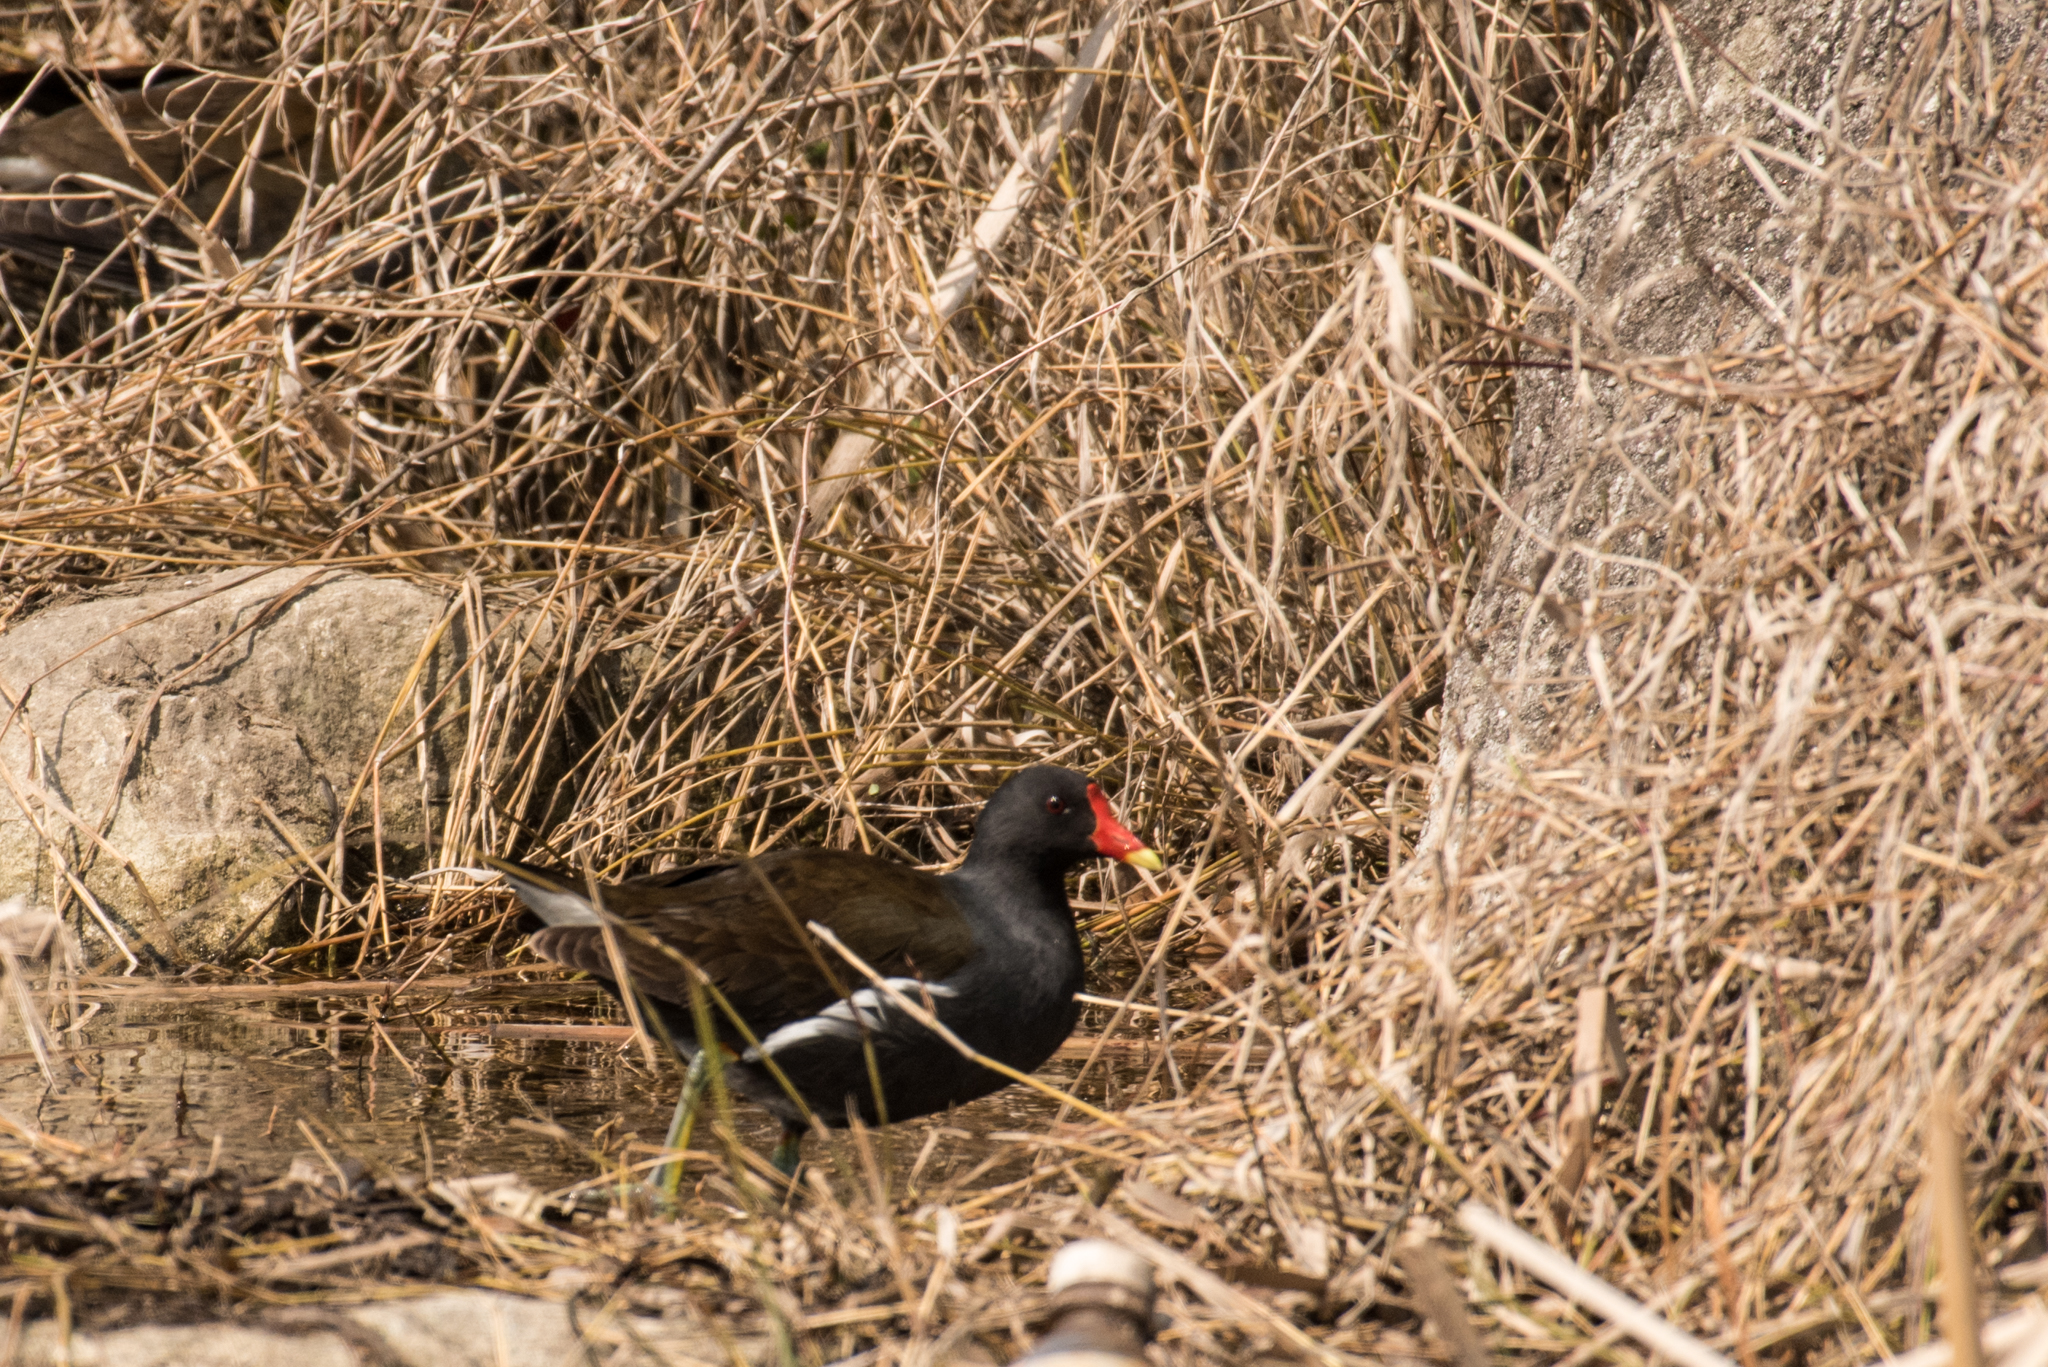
[0,973,1215,1335]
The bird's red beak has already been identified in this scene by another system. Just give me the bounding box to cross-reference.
[1087,783,1163,871]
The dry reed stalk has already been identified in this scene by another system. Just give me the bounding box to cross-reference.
[1548,984,1612,1237]
[1390,1237,1486,1367]
[1929,1083,1984,1367]
[1700,1181,1756,1367]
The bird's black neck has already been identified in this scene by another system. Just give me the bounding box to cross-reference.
[957,844,1080,907]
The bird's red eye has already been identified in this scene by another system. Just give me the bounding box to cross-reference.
[1045,796,1067,815]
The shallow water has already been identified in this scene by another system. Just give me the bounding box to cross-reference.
[0,979,1132,1196]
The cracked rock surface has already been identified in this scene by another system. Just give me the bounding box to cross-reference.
[0,570,461,962]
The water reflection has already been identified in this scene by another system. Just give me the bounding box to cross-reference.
[0,984,1124,1196]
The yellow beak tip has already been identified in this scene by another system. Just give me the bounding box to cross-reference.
[1122,848,1164,873]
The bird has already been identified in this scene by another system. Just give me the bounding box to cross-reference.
[0,66,496,296]
[486,765,1162,1186]
[0,67,322,291]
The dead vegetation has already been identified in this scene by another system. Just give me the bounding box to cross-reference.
[1,0,2046,1363]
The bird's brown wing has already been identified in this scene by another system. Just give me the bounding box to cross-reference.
[524,849,974,1034]
[144,72,320,166]
[139,75,322,251]
[0,73,324,287]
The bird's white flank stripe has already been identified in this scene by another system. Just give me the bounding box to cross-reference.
[749,980,957,1058]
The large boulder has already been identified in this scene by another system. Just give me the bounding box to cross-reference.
[1425,0,2048,839]
[1431,0,1824,800]
[0,570,463,963]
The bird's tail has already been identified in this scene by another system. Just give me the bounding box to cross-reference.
[479,855,602,928]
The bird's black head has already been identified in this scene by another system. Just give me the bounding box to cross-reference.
[963,765,1161,875]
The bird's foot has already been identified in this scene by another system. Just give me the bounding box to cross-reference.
[770,1124,804,1177]
[651,1052,711,1198]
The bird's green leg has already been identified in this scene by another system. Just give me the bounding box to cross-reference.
[654,1051,710,1197]
[770,1123,804,1177]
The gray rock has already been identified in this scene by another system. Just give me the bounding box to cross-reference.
[0,570,462,963]
[1423,0,2046,845]
[11,1287,760,1366]
[1432,0,1825,807]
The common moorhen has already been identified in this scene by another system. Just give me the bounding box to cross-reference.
[487,765,1161,1182]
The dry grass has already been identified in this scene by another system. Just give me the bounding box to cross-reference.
[2,0,2046,1364]
[0,0,1619,980]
